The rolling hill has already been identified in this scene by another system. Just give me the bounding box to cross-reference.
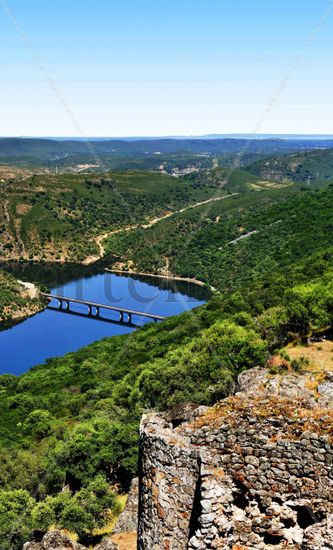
[248,148,333,183]
[104,180,333,295]
[0,170,225,262]
[1,137,333,166]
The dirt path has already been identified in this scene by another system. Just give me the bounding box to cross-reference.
[82,225,139,265]
[83,193,239,265]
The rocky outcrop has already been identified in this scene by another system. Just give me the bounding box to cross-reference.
[23,531,118,550]
[138,367,333,549]
[113,478,139,534]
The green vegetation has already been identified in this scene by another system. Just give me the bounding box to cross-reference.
[0,136,328,166]
[248,148,333,183]
[0,170,222,262]
[104,182,333,293]
[0,245,333,546]
[1,154,333,546]
[0,271,41,322]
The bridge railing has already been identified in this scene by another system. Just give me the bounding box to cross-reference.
[41,293,165,322]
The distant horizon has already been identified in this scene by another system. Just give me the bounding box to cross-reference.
[2,133,333,141]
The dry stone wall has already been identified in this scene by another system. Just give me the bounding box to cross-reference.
[138,368,333,549]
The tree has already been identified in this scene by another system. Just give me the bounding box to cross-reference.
[0,490,35,550]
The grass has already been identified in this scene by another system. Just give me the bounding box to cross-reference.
[92,494,127,536]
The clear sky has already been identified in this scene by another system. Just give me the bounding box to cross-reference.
[1,0,332,136]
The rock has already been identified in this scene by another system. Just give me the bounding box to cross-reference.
[237,367,266,393]
[113,478,138,534]
[302,514,333,549]
[138,368,333,549]
[283,525,304,545]
[318,379,333,408]
[42,531,86,550]
[23,531,120,550]
[94,541,119,550]
[164,402,209,426]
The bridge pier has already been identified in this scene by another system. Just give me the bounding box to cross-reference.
[57,298,70,311]
[42,293,165,324]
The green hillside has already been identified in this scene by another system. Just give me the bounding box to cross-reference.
[1,164,333,547]
[104,182,333,292]
[0,170,221,262]
[248,148,333,183]
[1,137,331,165]
[0,245,332,547]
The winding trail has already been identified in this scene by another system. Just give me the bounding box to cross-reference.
[83,192,239,265]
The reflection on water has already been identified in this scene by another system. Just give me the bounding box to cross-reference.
[1,259,209,301]
[0,269,207,376]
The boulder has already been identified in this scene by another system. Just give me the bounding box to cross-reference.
[23,530,117,550]
[41,531,86,550]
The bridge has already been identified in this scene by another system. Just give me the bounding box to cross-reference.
[41,293,165,324]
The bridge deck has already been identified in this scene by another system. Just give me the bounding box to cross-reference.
[41,293,165,321]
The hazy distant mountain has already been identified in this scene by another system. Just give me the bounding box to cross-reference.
[1,136,333,165]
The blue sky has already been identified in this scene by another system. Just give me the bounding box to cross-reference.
[1,0,332,136]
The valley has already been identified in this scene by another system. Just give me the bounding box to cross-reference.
[0,170,223,262]
[0,139,333,549]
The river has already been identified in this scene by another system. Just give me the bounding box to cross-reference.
[0,268,207,376]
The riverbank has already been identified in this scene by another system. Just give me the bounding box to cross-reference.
[105,268,218,294]
[0,271,45,324]
[0,270,206,375]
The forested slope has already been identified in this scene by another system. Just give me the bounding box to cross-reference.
[104,181,333,291]
[0,170,221,262]
[248,148,333,183]
[1,245,333,547]
[1,163,333,547]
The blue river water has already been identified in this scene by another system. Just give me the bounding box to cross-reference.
[0,272,206,375]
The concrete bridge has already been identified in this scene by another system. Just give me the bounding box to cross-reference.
[41,293,165,324]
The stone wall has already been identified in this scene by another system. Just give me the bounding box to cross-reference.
[138,368,333,549]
